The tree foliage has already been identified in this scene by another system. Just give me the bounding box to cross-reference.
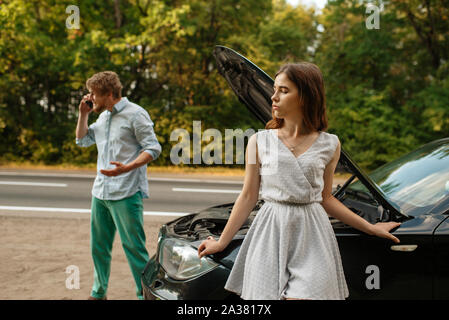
[0,0,448,170]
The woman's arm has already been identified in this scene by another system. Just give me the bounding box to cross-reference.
[321,141,401,243]
[198,133,261,258]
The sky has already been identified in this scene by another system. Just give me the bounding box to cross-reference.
[287,0,328,10]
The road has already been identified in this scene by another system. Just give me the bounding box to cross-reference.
[0,169,243,219]
[0,168,348,300]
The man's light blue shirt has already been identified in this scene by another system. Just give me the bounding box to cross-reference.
[76,97,162,200]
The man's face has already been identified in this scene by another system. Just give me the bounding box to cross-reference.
[89,89,112,113]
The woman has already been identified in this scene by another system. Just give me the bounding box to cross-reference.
[197,62,401,300]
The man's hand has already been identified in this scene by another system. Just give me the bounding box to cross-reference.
[101,153,152,177]
[79,94,93,115]
[100,161,129,177]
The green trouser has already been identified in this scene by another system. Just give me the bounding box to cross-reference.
[90,191,149,300]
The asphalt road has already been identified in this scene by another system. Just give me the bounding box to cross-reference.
[0,169,243,219]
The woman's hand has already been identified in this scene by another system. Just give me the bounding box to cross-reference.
[198,236,225,258]
[370,221,401,243]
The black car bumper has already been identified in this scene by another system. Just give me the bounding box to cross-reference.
[141,255,238,300]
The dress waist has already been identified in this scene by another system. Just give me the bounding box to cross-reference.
[262,198,320,207]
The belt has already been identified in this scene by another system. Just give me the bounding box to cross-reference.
[262,199,320,207]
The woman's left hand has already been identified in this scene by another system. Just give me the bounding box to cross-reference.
[370,222,401,243]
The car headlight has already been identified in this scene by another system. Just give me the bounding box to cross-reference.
[159,238,219,281]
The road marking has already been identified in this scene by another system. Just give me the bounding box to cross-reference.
[143,211,190,217]
[0,172,96,178]
[0,172,243,184]
[0,181,67,187]
[0,205,190,217]
[172,187,241,194]
[152,177,243,185]
[0,206,89,213]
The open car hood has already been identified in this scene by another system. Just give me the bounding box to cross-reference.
[213,45,409,221]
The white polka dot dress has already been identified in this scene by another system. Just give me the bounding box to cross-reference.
[224,129,349,300]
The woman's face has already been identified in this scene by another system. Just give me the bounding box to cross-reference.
[271,72,302,120]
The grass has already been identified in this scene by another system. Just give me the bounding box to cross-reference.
[0,161,352,179]
[0,161,96,170]
[0,161,246,176]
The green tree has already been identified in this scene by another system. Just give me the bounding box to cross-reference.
[315,0,449,170]
[1,0,448,170]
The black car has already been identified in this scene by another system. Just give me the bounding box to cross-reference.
[141,46,449,300]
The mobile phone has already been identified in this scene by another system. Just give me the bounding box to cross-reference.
[85,100,93,108]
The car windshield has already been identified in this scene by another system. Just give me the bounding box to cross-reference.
[348,138,449,216]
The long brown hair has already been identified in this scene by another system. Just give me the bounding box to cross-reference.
[266,63,328,133]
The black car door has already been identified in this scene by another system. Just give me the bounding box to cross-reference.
[433,215,449,299]
[334,212,445,299]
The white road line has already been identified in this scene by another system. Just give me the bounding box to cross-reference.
[0,172,96,178]
[172,187,241,194]
[151,177,243,185]
[0,206,90,213]
[143,211,190,217]
[0,181,67,187]
[0,172,243,184]
[0,205,190,217]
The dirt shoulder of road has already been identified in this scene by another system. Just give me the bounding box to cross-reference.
[0,214,173,300]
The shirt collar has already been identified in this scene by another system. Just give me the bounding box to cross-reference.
[111,97,128,115]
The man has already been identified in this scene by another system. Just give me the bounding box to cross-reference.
[76,71,161,300]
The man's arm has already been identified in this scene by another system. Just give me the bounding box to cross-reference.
[133,109,162,161]
[100,108,161,177]
[76,112,89,140]
[100,151,153,177]
[76,94,95,146]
